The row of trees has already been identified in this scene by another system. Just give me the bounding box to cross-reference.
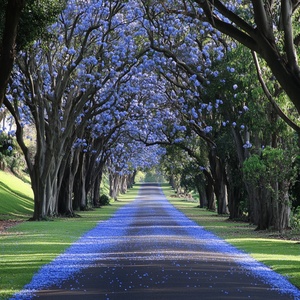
[133,1,300,232]
[3,0,163,219]
[1,0,300,232]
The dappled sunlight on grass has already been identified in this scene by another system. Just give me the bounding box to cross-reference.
[226,237,300,285]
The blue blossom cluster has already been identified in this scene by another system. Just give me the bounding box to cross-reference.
[243,141,252,149]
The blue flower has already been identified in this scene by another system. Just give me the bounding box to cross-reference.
[243,141,252,149]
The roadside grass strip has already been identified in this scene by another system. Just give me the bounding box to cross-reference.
[9,201,139,300]
[159,187,300,298]
[9,185,300,299]
[169,207,300,298]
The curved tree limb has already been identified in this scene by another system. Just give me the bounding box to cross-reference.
[194,0,259,51]
[3,96,32,171]
[281,0,300,75]
[252,51,300,133]
[252,0,274,40]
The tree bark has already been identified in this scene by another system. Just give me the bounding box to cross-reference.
[57,155,77,217]
[0,0,25,106]
[195,174,207,208]
[203,169,216,211]
[92,173,101,207]
[120,175,128,194]
[73,152,88,211]
[208,147,228,214]
[109,172,121,200]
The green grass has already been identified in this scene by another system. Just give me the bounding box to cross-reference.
[0,178,140,300]
[0,170,34,219]
[161,183,300,289]
[2,177,300,297]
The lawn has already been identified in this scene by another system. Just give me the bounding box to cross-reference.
[1,177,300,298]
[0,171,139,300]
[0,171,33,220]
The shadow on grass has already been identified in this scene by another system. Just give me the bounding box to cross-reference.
[0,181,33,201]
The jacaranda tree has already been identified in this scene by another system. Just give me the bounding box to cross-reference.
[6,0,149,220]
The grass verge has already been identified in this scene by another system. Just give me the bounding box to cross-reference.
[0,170,34,220]
[161,183,300,289]
[0,182,140,300]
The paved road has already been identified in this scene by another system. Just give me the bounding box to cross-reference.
[30,184,298,299]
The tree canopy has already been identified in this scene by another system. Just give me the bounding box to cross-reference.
[1,0,300,231]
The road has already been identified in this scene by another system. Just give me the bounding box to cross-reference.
[21,184,299,299]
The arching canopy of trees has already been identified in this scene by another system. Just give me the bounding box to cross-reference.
[1,0,300,232]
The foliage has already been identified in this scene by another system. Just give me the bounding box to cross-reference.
[135,170,146,183]
[0,0,66,50]
[243,154,267,184]
[99,194,110,206]
[180,162,201,192]
[194,1,300,120]
[291,208,300,231]
[142,168,165,183]
[0,132,14,156]
[7,0,152,219]
[243,146,297,188]
[1,0,299,230]
[0,133,25,174]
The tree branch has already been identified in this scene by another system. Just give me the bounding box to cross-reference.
[252,0,274,40]
[194,0,259,52]
[252,51,300,133]
[3,96,32,171]
[281,0,300,74]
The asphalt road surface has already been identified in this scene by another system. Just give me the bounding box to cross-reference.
[26,184,299,299]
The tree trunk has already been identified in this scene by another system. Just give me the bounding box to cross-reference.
[109,172,121,200]
[246,183,258,225]
[227,181,242,220]
[197,184,207,208]
[255,185,272,230]
[30,163,60,220]
[257,35,300,115]
[120,175,128,194]
[58,161,75,216]
[208,148,228,214]
[73,152,87,210]
[195,174,207,208]
[231,127,259,222]
[31,173,46,220]
[0,0,25,106]
[91,172,103,208]
[127,170,136,188]
[275,180,291,232]
[226,158,245,220]
[203,170,216,211]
